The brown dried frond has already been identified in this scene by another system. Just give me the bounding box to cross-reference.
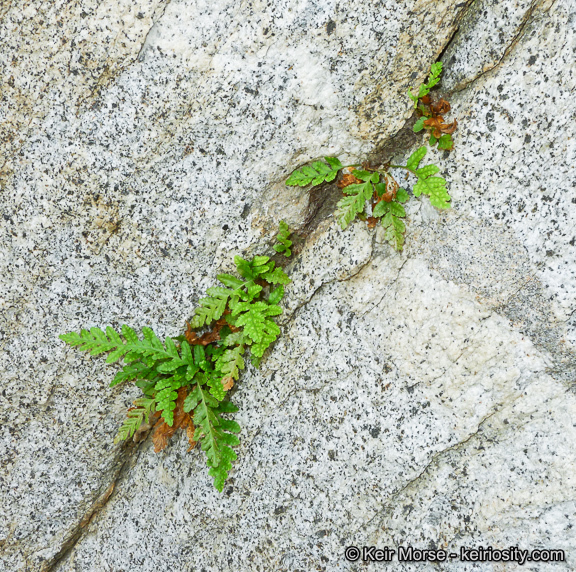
[185,309,241,346]
[152,418,172,453]
[338,172,361,189]
[222,376,234,391]
[180,409,197,451]
[152,388,195,453]
[375,173,398,204]
[430,98,450,115]
[423,116,458,138]
[185,422,197,451]
[185,321,221,345]
[366,217,378,228]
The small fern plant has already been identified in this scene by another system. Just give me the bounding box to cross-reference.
[273,220,292,257]
[408,61,443,107]
[286,61,453,251]
[60,232,291,492]
[286,146,450,251]
[410,62,457,150]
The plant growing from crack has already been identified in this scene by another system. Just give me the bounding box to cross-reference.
[286,62,455,251]
[60,225,292,492]
[410,61,458,150]
[59,63,453,492]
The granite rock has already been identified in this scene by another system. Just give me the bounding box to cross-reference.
[1,0,575,570]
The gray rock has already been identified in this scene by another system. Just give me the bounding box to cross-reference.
[1,0,575,570]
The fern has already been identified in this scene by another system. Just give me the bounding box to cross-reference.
[285,145,450,250]
[437,133,454,151]
[61,63,458,494]
[60,326,197,374]
[190,287,230,328]
[335,180,374,229]
[154,376,181,425]
[402,146,451,209]
[273,220,292,257]
[183,384,240,491]
[61,249,290,491]
[114,397,156,443]
[409,62,457,151]
[408,61,442,107]
[216,344,246,383]
[110,361,157,388]
[286,157,343,187]
[260,266,291,285]
[208,401,241,491]
[373,188,409,251]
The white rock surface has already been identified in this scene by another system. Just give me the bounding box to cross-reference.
[1,0,575,570]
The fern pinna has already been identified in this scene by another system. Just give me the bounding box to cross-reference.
[60,247,291,492]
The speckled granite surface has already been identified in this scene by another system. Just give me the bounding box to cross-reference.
[1,0,575,570]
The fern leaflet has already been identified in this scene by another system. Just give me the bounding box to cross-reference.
[408,61,443,107]
[273,220,292,257]
[335,181,373,229]
[114,397,156,443]
[286,157,343,187]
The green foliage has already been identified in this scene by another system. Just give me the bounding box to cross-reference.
[413,117,426,132]
[273,220,292,257]
[61,62,458,494]
[373,188,409,251]
[437,133,454,150]
[409,62,457,151]
[306,143,450,250]
[114,397,156,444]
[408,61,443,107]
[404,147,451,209]
[335,180,375,230]
[286,157,343,187]
[60,249,290,492]
[406,146,427,171]
[216,343,245,382]
[190,287,230,329]
[184,384,240,491]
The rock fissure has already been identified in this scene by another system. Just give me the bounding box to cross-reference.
[351,406,502,537]
[41,447,140,572]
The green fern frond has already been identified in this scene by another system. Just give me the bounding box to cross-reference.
[110,361,157,388]
[406,146,427,171]
[190,384,223,466]
[208,444,238,492]
[413,174,451,209]
[184,384,241,490]
[260,267,290,285]
[273,220,292,257]
[114,397,156,443]
[190,287,231,328]
[382,210,407,251]
[62,248,289,492]
[286,157,343,187]
[437,133,454,150]
[60,326,198,380]
[335,181,373,229]
[154,377,181,425]
[268,284,285,305]
[408,61,443,107]
[216,344,245,382]
[202,370,225,401]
